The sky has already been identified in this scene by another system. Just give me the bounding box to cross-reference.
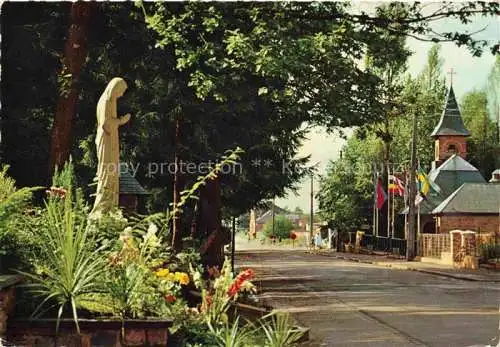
[276,5,499,212]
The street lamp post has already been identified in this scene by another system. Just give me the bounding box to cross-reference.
[309,161,321,248]
[310,173,314,247]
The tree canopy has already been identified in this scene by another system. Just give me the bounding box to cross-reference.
[1,2,498,238]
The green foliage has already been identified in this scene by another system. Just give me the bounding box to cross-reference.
[20,190,105,334]
[318,44,447,232]
[486,56,499,139]
[0,166,38,260]
[52,159,77,189]
[208,316,255,347]
[460,90,499,178]
[318,134,382,231]
[479,243,500,263]
[262,215,294,240]
[258,311,307,347]
[87,209,129,249]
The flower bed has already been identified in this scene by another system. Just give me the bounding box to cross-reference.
[1,162,309,346]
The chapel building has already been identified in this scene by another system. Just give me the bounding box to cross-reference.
[417,84,500,236]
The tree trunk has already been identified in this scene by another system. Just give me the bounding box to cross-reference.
[172,116,183,251]
[198,177,228,268]
[48,2,95,174]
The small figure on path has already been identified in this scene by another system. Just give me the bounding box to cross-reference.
[314,232,322,250]
[91,77,130,217]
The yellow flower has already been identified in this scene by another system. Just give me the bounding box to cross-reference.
[166,273,176,282]
[174,272,190,285]
[155,268,170,278]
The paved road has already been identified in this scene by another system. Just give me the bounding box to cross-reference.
[236,249,500,347]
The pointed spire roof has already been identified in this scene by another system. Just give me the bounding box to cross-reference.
[431,85,470,137]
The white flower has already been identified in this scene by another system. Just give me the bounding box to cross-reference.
[147,223,158,235]
[124,226,133,234]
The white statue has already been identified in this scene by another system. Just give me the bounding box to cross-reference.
[91,77,130,216]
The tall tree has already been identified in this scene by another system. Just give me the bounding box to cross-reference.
[460,90,499,178]
[1,3,68,187]
[49,2,96,173]
[391,44,447,169]
[318,133,383,233]
[487,56,500,144]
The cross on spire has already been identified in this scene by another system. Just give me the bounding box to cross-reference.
[447,68,457,86]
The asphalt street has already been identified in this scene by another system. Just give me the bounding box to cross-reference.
[235,245,500,347]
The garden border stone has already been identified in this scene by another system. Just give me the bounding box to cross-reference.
[6,317,173,346]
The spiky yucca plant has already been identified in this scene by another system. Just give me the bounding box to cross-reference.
[21,189,105,333]
[259,311,307,347]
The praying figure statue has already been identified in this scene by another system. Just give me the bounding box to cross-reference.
[90,77,130,216]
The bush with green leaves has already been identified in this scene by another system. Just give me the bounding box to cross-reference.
[0,165,39,269]
[479,243,500,263]
[262,215,295,240]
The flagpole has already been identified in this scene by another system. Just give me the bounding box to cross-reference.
[417,160,421,256]
[387,163,390,251]
[392,174,395,240]
[376,171,380,239]
[417,203,421,255]
[404,166,408,240]
[372,164,376,237]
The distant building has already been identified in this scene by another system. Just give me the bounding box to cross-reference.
[248,204,306,235]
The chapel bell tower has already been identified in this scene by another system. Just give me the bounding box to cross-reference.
[430,81,470,169]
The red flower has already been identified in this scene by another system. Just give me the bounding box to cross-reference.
[165,295,176,303]
[227,269,255,297]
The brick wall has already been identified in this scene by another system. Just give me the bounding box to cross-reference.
[7,319,170,346]
[435,136,467,162]
[438,215,499,235]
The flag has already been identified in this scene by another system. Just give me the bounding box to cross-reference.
[389,174,405,196]
[416,166,430,197]
[376,177,387,209]
[416,165,442,199]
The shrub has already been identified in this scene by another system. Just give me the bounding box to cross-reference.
[262,215,295,240]
[0,165,39,268]
[479,243,500,263]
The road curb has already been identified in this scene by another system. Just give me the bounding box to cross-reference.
[305,251,500,283]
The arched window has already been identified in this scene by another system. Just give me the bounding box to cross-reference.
[447,144,457,154]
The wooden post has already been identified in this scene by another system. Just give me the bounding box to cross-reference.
[231,217,236,272]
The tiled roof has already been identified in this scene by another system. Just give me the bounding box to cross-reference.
[430,86,470,137]
[428,154,486,198]
[256,211,300,224]
[432,183,500,214]
[401,155,486,215]
[119,168,149,195]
